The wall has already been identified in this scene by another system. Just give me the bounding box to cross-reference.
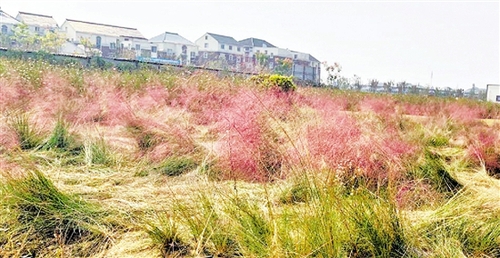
[486,84,500,103]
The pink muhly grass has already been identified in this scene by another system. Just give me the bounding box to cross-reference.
[305,110,416,187]
[0,124,19,151]
[468,126,500,178]
[212,89,290,182]
[443,102,484,124]
[359,96,396,114]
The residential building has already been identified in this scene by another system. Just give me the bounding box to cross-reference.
[0,8,19,39]
[290,50,321,84]
[194,32,244,69]
[239,37,320,83]
[148,31,198,65]
[60,19,148,58]
[16,11,58,35]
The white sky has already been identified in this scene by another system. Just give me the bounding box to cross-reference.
[1,1,498,89]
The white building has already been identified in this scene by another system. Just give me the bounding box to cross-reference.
[0,8,20,36]
[486,84,500,103]
[16,12,58,35]
[148,31,198,65]
[194,32,244,69]
[60,19,148,58]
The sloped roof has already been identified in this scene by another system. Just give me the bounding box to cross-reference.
[17,11,58,28]
[309,54,319,62]
[207,32,239,45]
[149,31,196,46]
[0,9,20,25]
[64,19,146,40]
[239,37,276,48]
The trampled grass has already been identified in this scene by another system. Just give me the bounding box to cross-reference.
[0,57,499,257]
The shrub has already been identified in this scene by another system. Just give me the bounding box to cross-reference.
[251,74,296,92]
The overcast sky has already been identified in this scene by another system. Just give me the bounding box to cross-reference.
[1,1,498,89]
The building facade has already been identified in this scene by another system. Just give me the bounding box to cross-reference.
[147,31,198,65]
[194,32,244,70]
[60,19,148,58]
[16,12,58,35]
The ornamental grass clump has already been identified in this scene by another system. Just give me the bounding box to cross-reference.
[0,170,115,257]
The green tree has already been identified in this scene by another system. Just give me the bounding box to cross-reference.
[40,30,66,53]
[255,52,269,72]
[273,58,292,76]
[12,23,40,51]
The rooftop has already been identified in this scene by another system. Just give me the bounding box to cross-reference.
[64,19,147,40]
[17,11,58,28]
[0,9,20,25]
[149,31,196,46]
[207,32,240,45]
[239,37,276,48]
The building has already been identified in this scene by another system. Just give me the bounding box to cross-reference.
[16,11,58,35]
[239,37,321,84]
[0,8,20,38]
[290,50,321,84]
[60,19,148,58]
[148,31,198,65]
[486,84,500,103]
[194,32,244,70]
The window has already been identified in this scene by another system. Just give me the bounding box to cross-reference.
[205,35,208,40]
[269,62,274,69]
[182,45,187,54]
[151,46,157,53]
[294,54,298,59]
[237,47,241,52]
[229,55,233,61]
[124,38,129,41]
[263,43,267,47]
[270,52,273,57]
[220,44,225,49]
[110,42,116,49]
[120,43,124,49]
[1,25,7,34]
[96,36,101,48]
[135,44,140,50]
[190,52,196,58]
[34,27,40,32]
[203,52,208,58]
[204,43,209,48]
[264,50,268,54]
[236,56,241,63]
[229,45,233,50]
[167,49,173,55]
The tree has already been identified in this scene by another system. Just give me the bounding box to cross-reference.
[255,52,269,72]
[369,79,379,93]
[383,81,394,93]
[323,61,342,87]
[274,57,293,75]
[39,30,66,53]
[12,23,39,51]
[397,81,407,94]
[352,74,362,91]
